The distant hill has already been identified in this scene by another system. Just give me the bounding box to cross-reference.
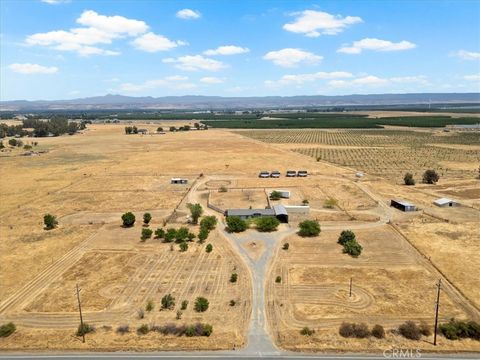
[1,93,479,111]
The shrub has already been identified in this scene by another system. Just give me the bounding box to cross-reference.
[419,322,431,336]
[145,300,154,312]
[439,319,480,340]
[141,228,153,241]
[300,327,314,336]
[201,323,213,336]
[157,127,163,132]
[200,216,217,231]
[230,273,238,283]
[181,300,188,310]
[187,203,203,224]
[298,220,321,237]
[302,199,309,205]
[161,294,175,310]
[269,191,282,200]
[154,228,165,239]
[116,325,129,334]
[324,197,338,209]
[338,230,356,245]
[399,321,422,340]
[219,186,228,192]
[371,324,385,339]
[404,172,415,186]
[23,144,32,150]
[194,297,209,312]
[256,216,280,232]
[179,241,188,252]
[339,322,370,338]
[137,308,144,319]
[282,243,289,250]
[198,227,209,243]
[143,213,152,225]
[164,228,177,242]
[176,310,182,320]
[137,324,149,335]
[43,213,58,230]
[206,244,213,253]
[185,325,196,337]
[187,232,196,241]
[76,323,94,336]
[8,138,17,147]
[342,240,363,257]
[275,276,282,283]
[229,300,236,307]
[422,169,440,184]
[0,322,16,337]
[175,227,189,242]
[226,216,248,232]
[121,212,135,227]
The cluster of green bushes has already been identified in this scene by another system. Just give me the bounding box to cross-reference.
[255,216,280,232]
[439,319,480,340]
[160,294,209,313]
[298,220,321,237]
[43,213,58,230]
[404,169,440,185]
[339,322,385,339]
[0,322,16,337]
[398,321,431,340]
[155,227,195,243]
[198,215,217,242]
[338,230,362,257]
[226,216,248,233]
[124,126,138,134]
[136,323,213,337]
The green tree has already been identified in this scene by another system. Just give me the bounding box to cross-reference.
[269,190,282,200]
[198,227,209,243]
[324,197,338,209]
[300,327,314,336]
[275,276,282,283]
[423,169,440,184]
[76,323,94,336]
[43,214,58,230]
[8,138,17,147]
[230,273,238,283]
[187,232,196,241]
[194,297,209,312]
[175,227,189,242]
[179,241,188,252]
[205,244,213,253]
[200,216,217,231]
[154,228,165,239]
[298,220,321,237]
[181,300,188,310]
[143,213,152,225]
[226,216,247,233]
[187,203,203,224]
[161,294,175,309]
[157,127,163,132]
[145,300,154,312]
[121,212,136,227]
[164,228,177,242]
[342,240,363,257]
[404,172,415,186]
[255,216,280,232]
[282,243,289,250]
[338,230,356,245]
[141,228,153,241]
[169,126,176,132]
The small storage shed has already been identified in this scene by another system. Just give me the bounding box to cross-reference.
[433,198,458,207]
[390,199,416,212]
[171,178,188,184]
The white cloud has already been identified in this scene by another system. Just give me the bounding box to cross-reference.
[327,74,428,88]
[26,10,149,56]
[119,76,195,92]
[8,63,59,74]
[263,48,322,67]
[464,74,480,81]
[453,50,480,61]
[265,71,352,87]
[176,9,201,20]
[338,38,417,54]
[390,75,428,84]
[203,45,249,56]
[283,10,362,37]
[200,77,224,84]
[132,32,185,52]
[41,0,68,4]
[163,55,227,71]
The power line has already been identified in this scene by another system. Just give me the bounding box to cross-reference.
[433,278,441,346]
[75,283,85,343]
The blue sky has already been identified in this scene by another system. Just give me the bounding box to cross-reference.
[1,0,479,100]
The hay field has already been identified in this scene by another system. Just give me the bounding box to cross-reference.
[266,226,478,351]
[238,129,480,180]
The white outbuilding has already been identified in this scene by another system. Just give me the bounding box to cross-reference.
[433,198,458,207]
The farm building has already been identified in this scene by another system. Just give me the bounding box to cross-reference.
[390,199,416,212]
[270,190,290,198]
[137,129,148,134]
[225,204,289,223]
[433,198,458,207]
[171,178,188,184]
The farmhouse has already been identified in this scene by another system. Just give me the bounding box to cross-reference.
[225,204,289,223]
[171,178,188,184]
[433,198,458,207]
[390,199,416,212]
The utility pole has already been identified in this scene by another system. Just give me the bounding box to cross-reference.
[75,283,85,343]
[433,278,442,346]
[349,277,353,297]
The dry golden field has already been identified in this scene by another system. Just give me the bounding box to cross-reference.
[0,123,479,353]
